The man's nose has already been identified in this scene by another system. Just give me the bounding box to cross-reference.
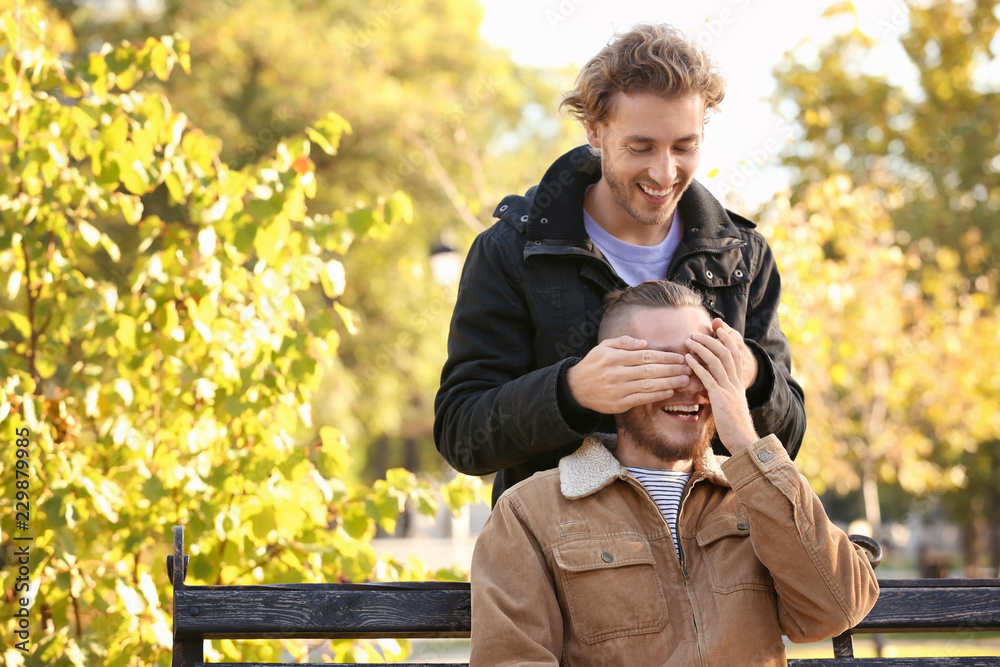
[649,151,677,186]
[676,371,705,395]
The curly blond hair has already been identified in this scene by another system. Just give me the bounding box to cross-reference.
[560,24,726,125]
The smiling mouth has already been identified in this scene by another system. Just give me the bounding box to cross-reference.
[660,404,707,421]
[638,183,673,198]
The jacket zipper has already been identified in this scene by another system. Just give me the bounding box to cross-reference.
[626,473,696,579]
[626,471,706,664]
[675,474,702,578]
[677,474,706,666]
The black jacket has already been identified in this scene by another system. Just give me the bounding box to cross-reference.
[434,146,806,502]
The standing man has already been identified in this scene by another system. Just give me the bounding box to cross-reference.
[435,24,805,502]
[469,281,878,665]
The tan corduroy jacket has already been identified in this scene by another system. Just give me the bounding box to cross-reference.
[470,434,879,666]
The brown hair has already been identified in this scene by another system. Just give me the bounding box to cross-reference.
[560,24,726,125]
[599,280,706,341]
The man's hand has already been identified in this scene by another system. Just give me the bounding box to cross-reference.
[685,327,759,454]
[567,335,694,414]
[712,318,757,389]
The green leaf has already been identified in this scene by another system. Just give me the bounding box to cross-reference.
[117,194,143,224]
[320,259,346,298]
[305,112,352,156]
[251,508,277,540]
[341,504,371,539]
[77,220,101,248]
[385,191,414,225]
[148,41,170,81]
[116,315,136,348]
[347,208,375,236]
[5,311,31,339]
[103,115,128,151]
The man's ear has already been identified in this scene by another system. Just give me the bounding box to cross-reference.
[585,120,603,150]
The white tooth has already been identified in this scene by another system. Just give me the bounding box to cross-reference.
[640,184,669,197]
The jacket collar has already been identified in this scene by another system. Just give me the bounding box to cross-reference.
[559,432,730,500]
[517,145,753,245]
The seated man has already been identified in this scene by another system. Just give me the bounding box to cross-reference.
[470,281,879,666]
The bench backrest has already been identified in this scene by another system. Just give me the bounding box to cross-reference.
[169,526,1000,666]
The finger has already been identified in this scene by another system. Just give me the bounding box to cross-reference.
[686,337,734,386]
[712,317,736,335]
[690,332,735,368]
[622,389,676,411]
[713,328,745,377]
[607,335,648,350]
[685,353,719,392]
[636,361,692,379]
[714,324,752,365]
[622,349,688,366]
[624,374,692,393]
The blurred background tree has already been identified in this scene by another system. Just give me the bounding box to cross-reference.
[771,0,1000,575]
[52,0,581,484]
[0,2,490,664]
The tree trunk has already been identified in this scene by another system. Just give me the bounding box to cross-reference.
[987,442,1000,577]
[861,457,883,543]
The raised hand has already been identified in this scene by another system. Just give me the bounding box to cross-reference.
[567,335,694,414]
[685,327,759,454]
[711,318,758,389]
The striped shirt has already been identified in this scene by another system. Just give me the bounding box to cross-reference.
[626,467,691,561]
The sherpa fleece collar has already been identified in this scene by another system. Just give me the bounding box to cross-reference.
[559,433,731,500]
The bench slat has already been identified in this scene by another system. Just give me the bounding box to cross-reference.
[854,586,1000,632]
[175,588,471,639]
[788,660,1000,666]
[195,659,1000,666]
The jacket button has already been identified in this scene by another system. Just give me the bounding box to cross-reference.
[737,522,750,531]
[540,217,548,224]
[734,270,744,278]
[757,450,772,463]
[520,215,529,222]
[705,270,714,280]
[601,551,614,563]
[499,204,508,212]
[691,227,700,232]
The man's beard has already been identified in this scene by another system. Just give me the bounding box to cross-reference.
[617,409,716,465]
[600,149,684,228]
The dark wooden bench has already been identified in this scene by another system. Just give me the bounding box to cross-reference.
[169,525,1000,666]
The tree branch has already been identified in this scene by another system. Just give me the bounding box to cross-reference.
[410,136,485,234]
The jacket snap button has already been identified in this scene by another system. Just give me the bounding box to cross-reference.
[691,227,700,232]
[499,204,508,212]
[737,522,750,531]
[601,551,614,563]
[705,270,714,280]
[757,450,772,463]
[534,240,541,245]
[734,269,744,278]
[520,215,529,222]
[540,217,548,224]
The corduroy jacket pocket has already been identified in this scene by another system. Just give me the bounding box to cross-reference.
[552,536,668,644]
[696,515,774,594]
